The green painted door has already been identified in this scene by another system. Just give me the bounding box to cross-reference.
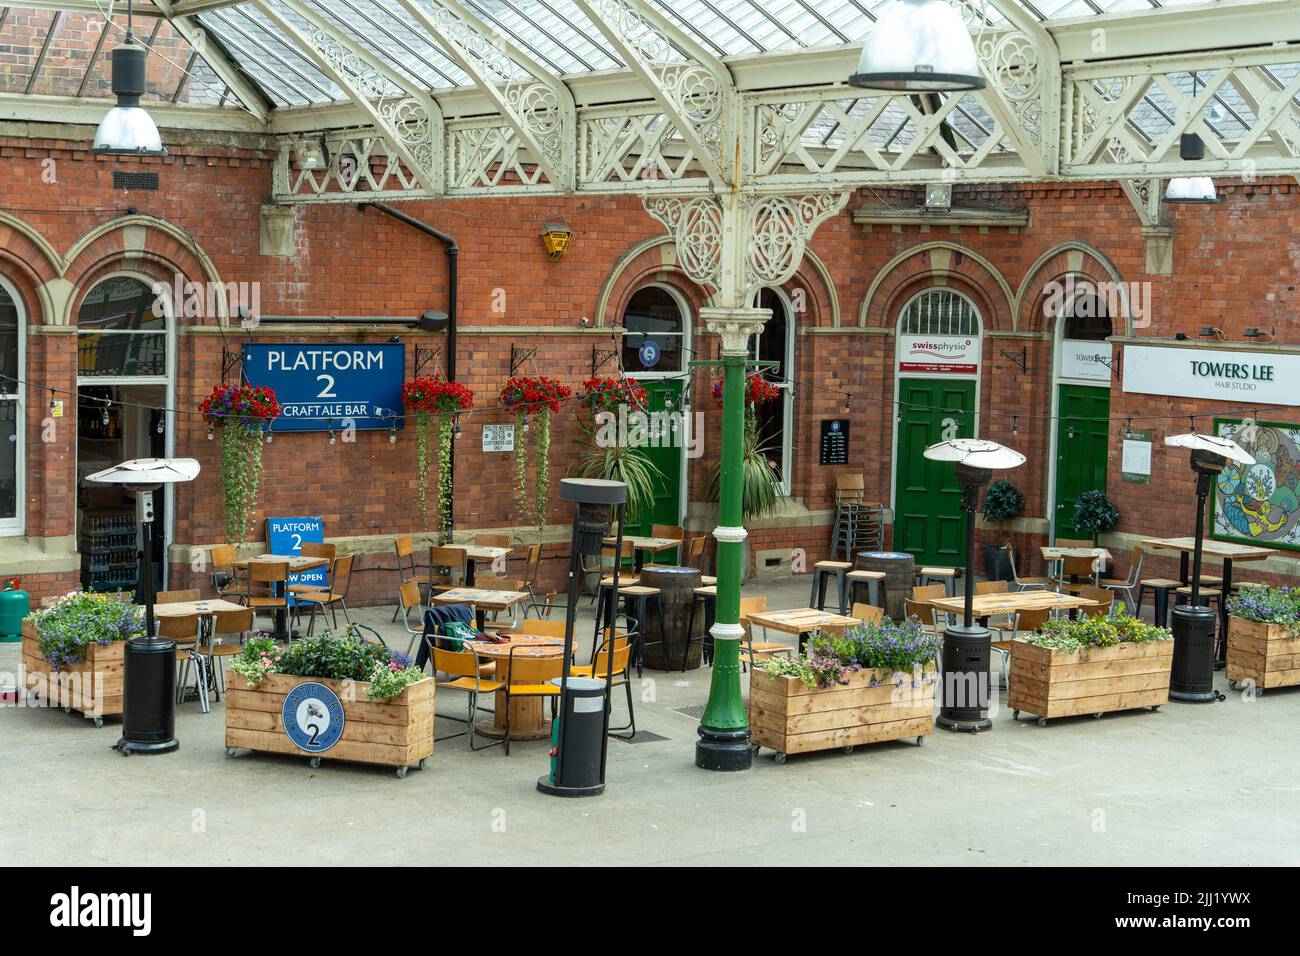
[1054,384,1111,542]
[626,379,682,561]
[895,379,976,567]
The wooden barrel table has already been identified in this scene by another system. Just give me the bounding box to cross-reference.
[855,551,916,621]
[638,565,703,670]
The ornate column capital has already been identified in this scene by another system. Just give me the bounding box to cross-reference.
[699,306,771,355]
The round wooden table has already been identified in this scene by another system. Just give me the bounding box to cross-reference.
[464,635,566,741]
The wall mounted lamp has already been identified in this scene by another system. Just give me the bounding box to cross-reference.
[540,221,572,260]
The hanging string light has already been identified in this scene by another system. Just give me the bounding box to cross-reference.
[264,430,273,444]
[47,390,57,417]
[389,417,398,444]
[155,414,164,435]
[207,424,215,441]
[328,426,337,447]
[1012,415,1020,437]
[101,400,110,426]
[453,416,463,440]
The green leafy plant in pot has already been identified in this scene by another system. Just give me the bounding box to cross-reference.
[1074,489,1119,545]
[981,478,1024,581]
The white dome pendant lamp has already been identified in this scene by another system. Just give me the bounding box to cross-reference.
[849,0,985,92]
[93,0,167,157]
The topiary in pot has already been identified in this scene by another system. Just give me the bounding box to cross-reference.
[1074,489,1120,545]
[981,479,1024,581]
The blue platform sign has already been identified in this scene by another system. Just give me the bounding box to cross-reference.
[243,343,405,432]
[282,681,345,753]
[266,516,326,605]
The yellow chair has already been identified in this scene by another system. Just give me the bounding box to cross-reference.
[429,642,503,751]
[156,588,199,604]
[739,596,791,670]
[429,545,467,596]
[294,554,354,635]
[1077,584,1115,618]
[246,560,290,632]
[209,606,255,697]
[160,613,209,712]
[850,602,884,627]
[501,649,564,755]
[572,637,635,739]
[391,536,419,622]
[991,607,1051,686]
[209,544,247,604]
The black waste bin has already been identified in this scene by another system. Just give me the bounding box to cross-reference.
[113,634,179,755]
[537,676,608,797]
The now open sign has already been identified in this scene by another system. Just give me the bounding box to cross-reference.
[243,343,405,432]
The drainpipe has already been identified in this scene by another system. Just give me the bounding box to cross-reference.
[357,202,459,537]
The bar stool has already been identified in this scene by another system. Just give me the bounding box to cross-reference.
[1175,585,1222,614]
[810,560,852,612]
[1136,576,1182,626]
[917,566,958,597]
[596,583,665,678]
[682,585,717,671]
[845,569,884,613]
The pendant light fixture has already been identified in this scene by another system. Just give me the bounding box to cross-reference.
[93,0,166,157]
[1164,72,1216,204]
[849,0,985,92]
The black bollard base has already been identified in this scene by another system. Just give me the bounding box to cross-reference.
[696,725,752,771]
[1170,603,1221,703]
[937,624,993,732]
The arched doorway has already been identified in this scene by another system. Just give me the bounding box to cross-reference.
[892,288,983,566]
[620,284,689,542]
[76,274,174,591]
[1051,287,1113,542]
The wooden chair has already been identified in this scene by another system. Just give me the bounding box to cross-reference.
[975,579,1015,631]
[288,542,337,597]
[850,602,884,627]
[391,536,419,622]
[835,472,866,505]
[296,554,354,635]
[1005,544,1054,592]
[246,560,290,632]
[156,588,199,604]
[397,579,425,656]
[1099,546,1144,612]
[1077,584,1114,618]
[650,523,684,541]
[209,544,247,604]
[210,607,255,696]
[501,648,564,755]
[428,643,503,751]
[905,598,942,634]
[471,534,513,587]
[681,535,716,584]
[991,607,1051,687]
[429,546,467,596]
[571,636,636,738]
[161,613,209,712]
[517,543,557,618]
[1056,554,1101,594]
[1055,538,1094,549]
[739,596,791,669]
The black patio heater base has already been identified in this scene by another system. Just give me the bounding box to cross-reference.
[1169,603,1223,703]
[113,632,180,755]
[536,776,606,798]
[936,623,993,732]
[696,725,753,771]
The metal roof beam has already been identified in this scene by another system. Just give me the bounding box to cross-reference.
[573,0,736,187]
[153,0,274,120]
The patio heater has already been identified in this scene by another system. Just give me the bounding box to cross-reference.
[538,477,627,798]
[1163,433,1253,702]
[922,439,1025,732]
[88,458,201,755]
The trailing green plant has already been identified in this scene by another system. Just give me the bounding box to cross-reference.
[1226,586,1300,634]
[983,479,1024,541]
[500,376,573,538]
[27,590,143,670]
[1073,489,1119,543]
[228,626,425,701]
[200,384,281,543]
[1024,611,1171,654]
[403,375,473,540]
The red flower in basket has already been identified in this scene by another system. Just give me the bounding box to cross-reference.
[712,372,780,407]
[500,375,572,414]
[200,383,282,430]
[580,376,648,414]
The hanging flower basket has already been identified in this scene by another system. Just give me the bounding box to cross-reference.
[403,375,473,540]
[199,383,282,544]
[580,375,647,418]
[711,371,780,407]
[500,376,572,538]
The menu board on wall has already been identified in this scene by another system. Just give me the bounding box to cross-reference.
[1121,428,1152,484]
[819,419,850,465]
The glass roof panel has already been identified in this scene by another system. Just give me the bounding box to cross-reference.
[0,7,60,94]
[315,0,471,90]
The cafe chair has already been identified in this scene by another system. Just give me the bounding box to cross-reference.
[810,560,853,613]
[975,579,1016,629]
[1005,544,1054,592]
[428,641,503,751]
[209,607,255,697]
[246,560,290,634]
[850,602,885,627]
[739,596,791,672]
[288,541,337,628]
[682,585,717,671]
[1055,554,1101,594]
[502,647,564,756]
[571,636,635,739]
[209,544,248,605]
[1076,584,1115,618]
[156,588,199,604]
[1098,547,1144,612]
[511,618,568,664]
[598,583,665,679]
[640,524,684,568]
[397,579,426,656]
[905,599,943,636]
[391,536,420,623]
[516,543,555,618]
[296,554,354,636]
[161,613,210,714]
[585,539,636,605]
[679,535,717,585]
[429,545,468,597]
[991,607,1051,688]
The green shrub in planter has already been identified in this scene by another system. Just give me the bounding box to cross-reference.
[1074,490,1119,544]
[981,479,1024,580]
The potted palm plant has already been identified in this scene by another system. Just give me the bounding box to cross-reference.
[572,376,663,525]
[981,479,1024,581]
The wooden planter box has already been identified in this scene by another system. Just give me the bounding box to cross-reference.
[224,672,435,777]
[1227,617,1300,691]
[1008,638,1173,725]
[20,620,124,726]
[749,666,935,763]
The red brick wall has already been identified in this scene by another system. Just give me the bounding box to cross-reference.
[3,131,1299,604]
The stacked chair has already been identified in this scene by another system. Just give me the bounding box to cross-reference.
[830,473,885,562]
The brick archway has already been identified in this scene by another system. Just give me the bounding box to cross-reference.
[859,242,1015,331]
[1016,243,1132,335]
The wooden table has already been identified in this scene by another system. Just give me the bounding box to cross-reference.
[154,598,248,619]
[440,543,511,586]
[463,635,565,740]
[745,608,862,656]
[603,535,681,572]
[432,587,528,629]
[929,590,1098,625]
[1141,536,1276,658]
[235,554,329,638]
[1040,546,1111,588]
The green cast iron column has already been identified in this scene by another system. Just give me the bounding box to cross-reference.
[696,307,769,772]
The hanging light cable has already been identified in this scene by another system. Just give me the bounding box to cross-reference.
[1165,71,1217,204]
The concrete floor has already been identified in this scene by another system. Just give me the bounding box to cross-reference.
[3,573,1298,866]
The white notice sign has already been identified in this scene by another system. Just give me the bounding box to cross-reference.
[1060,339,1112,382]
[482,423,514,452]
[1123,345,1300,406]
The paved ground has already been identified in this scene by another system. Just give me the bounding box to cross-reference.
[3,573,1298,866]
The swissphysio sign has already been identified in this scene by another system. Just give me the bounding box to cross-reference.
[243,343,405,431]
[897,333,980,375]
[1122,345,1300,407]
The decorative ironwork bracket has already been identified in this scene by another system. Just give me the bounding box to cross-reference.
[1000,347,1028,373]
[415,346,442,378]
[510,345,538,376]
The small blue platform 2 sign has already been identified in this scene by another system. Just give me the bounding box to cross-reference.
[282,681,346,753]
[243,343,405,432]
[266,516,325,605]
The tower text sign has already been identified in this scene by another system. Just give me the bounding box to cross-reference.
[1122,345,1300,406]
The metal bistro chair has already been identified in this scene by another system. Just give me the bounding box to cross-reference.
[1005,544,1054,592]
[209,606,255,697]
[850,602,885,627]
[1099,546,1145,613]
[470,533,513,588]
[246,560,291,634]
[209,544,248,605]
[571,634,636,739]
[1056,553,1102,594]
[501,646,564,756]
[296,554,354,635]
[518,543,558,618]
[161,613,209,713]
[739,596,792,672]
[429,545,468,597]
[288,541,337,627]
[391,536,420,622]
[991,607,1051,688]
[427,641,503,751]
[156,588,200,604]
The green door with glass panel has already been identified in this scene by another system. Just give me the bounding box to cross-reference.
[625,379,682,561]
[1054,384,1110,542]
[894,379,976,567]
